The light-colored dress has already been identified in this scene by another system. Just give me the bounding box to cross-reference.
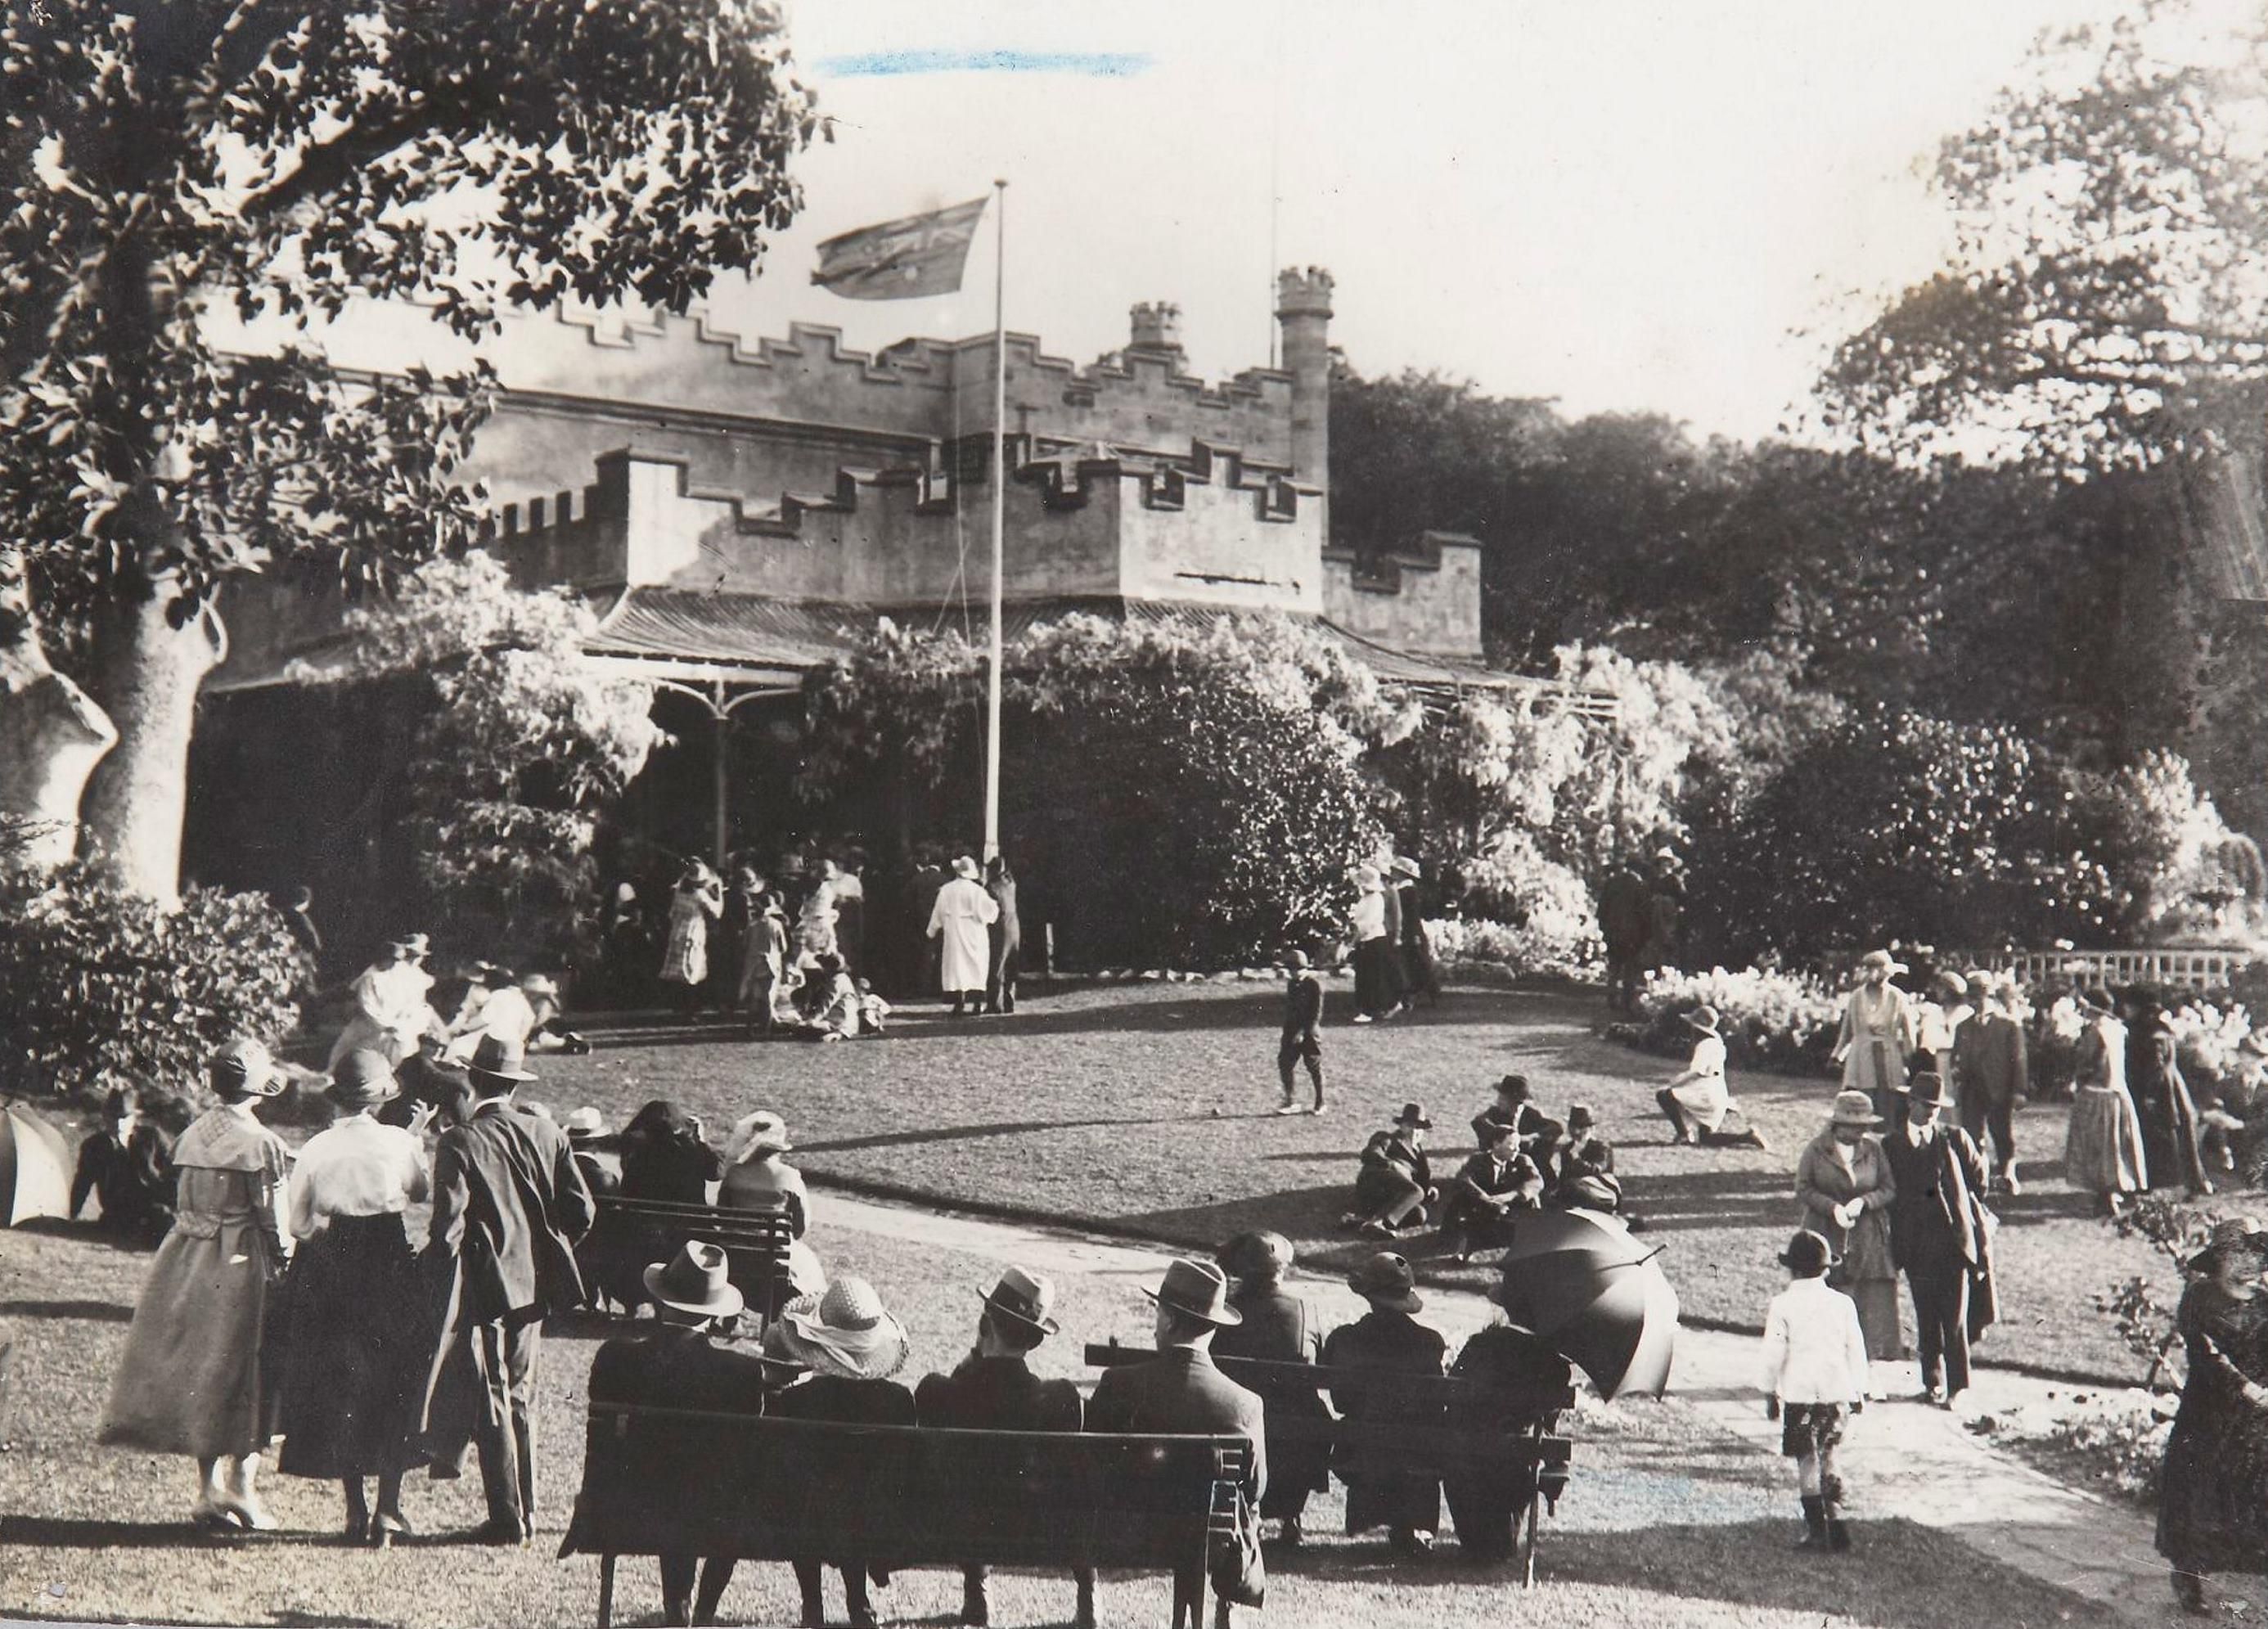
[927,876,999,994]
[2065,1015,2147,1197]
[1668,1033,1731,1133]
[718,1156,827,1298]
[661,876,722,987]
[327,959,435,1069]
[101,1103,292,1459]
[1837,983,1916,1110]
[1793,1131,1901,1361]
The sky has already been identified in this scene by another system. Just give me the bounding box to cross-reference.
[668,0,2132,445]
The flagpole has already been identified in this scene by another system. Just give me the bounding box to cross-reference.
[983,178,1008,864]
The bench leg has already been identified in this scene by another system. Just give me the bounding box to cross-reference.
[598,1551,616,1629]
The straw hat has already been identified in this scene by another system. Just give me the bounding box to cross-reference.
[768,1278,910,1379]
[1142,1258,1242,1327]
[1353,864,1383,891]
[1827,1090,1882,1129]
[1347,1251,1423,1314]
[723,1110,793,1166]
[329,1049,401,1110]
[210,1037,283,1100]
[952,855,981,880]
[644,1241,745,1321]
[1685,1005,1722,1036]
[563,1106,606,1140]
[1389,856,1421,880]
[1859,950,1906,975]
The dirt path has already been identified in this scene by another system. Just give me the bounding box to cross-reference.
[813,1185,2204,1628]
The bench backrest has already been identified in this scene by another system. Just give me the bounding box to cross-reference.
[594,1196,794,1321]
[1083,1343,1575,1415]
[563,1406,1248,1570]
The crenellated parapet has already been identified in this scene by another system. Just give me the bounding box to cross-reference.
[1322,531,1484,659]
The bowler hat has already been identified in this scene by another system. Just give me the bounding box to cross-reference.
[1393,1101,1433,1129]
[1828,1089,1883,1128]
[979,1266,1061,1338]
[210,1037,283,1099]
[466,1033,536,1090]
[644,1240,745,1321]
[1899,1072,1951,1109]
[1142,1258,1242,1326]
[1347,1250,1423,1314]
[1780,1229,1832,1275]
[329,1049,400,1109]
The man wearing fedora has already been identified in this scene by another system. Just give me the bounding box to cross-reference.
[589,1241,787,1627]
[421,1035,596,1546]
[1343,1104,1438,1240]
[1879,1072,1992,1407]
[1436,1123,1542,1264]
[1087,1258,1267,1629]
[1952,974,2029,1195]
[916,1267,1095,1629]
[1324,1252,1448,1555]
[1469,1074,1564,1172]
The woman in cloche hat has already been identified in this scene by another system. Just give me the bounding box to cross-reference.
[1658,1006,1771,1152]
[275,1050,439,1544]
[101,1039,295,1531]
[1794,1090,1900,1384]
[2156,1218,2268,1613]
[1833,950,1918,1123]
[2063,988,2147,1216]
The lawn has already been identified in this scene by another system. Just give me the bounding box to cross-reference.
[0,1215,2122,1628]
[514,978,2183,1384]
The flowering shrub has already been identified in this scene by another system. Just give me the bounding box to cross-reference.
[1631,965,1845,1074]
[1427,915,1601,984]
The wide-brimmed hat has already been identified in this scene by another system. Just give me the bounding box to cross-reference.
[1393,1101,1433,1129]
[2185,1219,2268,1275]
[644,1240,745,1320]
[1685,1005,1721,1035]
[1347,1250,1423,1314]
[466,1033,537,1090]
[1567,1103,1596,1130]
[1389,856,1421,880]
[1933,971,1968,1001]
[1780,1229,1832,1275]
[978,1266,1061,1338]
[563,1105,606,1140]
[390,932,431,957]
[1353,863,1383,890]
[329,1049,401,1109]
[770,1278,911,1378]
[723,1110,792,1165]
[1217,1230,1294,1282]
[520,972,560,1001]
[1899,1072,1951,1109]
[1142,1258,1242,1327]
[1828,1089,1883,1128]
[1859,950,1906,975]
[211,1037,283,1099]
[952,855,981,880]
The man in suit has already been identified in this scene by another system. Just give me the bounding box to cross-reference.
[1879,1072,1989,1408]
[1469,1075,1564,1174]
[69,1085,175,1245]
[589,1242,786,1627]
[916,1267,1092,1629]
[1343,1103,1436,1240]
[422,1035,596,1545]
[1213,1232,1331,1550]
[1952,974,2029,1195]
[1087,1258,1267,1629]
[1436,1123,1542,1263]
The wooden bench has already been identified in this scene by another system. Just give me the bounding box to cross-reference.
[1087,1342,1574,1585]
[559,1404,1253,1628]
[587,1195,795,1325]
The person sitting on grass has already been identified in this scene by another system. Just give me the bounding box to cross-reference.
[800,954,863,1041]
[1760,1228,1868,1555]
[1546,1136,1642,1227]
[1550,1104,1607,1176]
[1343,1102,1437,1240]
[1324,1251,1448,1557]
[1436,1123,1542,1264]
[1468,1074,1564,1172]
[1275,949,1325,1115]
[70,1084,177,1246]
[1657,1005,1771,1152]
[856,978,892,1035]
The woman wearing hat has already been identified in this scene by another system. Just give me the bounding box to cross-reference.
[2156,1220,2268,1614]
[328,933,438,1070]
[1833,952,1919,1123]
[1324,1252,1449,1554]
[763,1278,916,1629]
[1794,1091,1901,1381]
[718,1111,827,1303]
[2063,988,2148,1215]
[1213,1232,1333,1549]
[275,1051,439,1544]
[928,855,1001,1017]
[2122,986,2212,1199]
[1390,857,1440,1012]
[101,1039,296,1530]
[660,857,725,1015]
[1348,864,1399,1024]
[1658,1007,1771,1151]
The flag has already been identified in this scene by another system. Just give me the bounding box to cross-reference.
[812,196,988,300]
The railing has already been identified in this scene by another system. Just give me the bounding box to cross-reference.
[1986,947,2256,992]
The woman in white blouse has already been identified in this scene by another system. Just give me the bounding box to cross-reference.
[275,1050,436,1546]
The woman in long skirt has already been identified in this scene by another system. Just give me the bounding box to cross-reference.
[2064,990,2147,1214]
[101,1039,294,1530]
[659,857,723,1013]
[2157,1222,2268,1614]
[276,1051,437,1545]
[1794,1091,1901,1388]
[2126,988,2212,1198]
[1349,866,1393,1023]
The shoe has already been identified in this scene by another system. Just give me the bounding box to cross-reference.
[215,1496,278,1532]
[342,1512,371,1546]
[191,1495,242,1532]
[799,1604,825,1629]
[471,1516,529,1546]
[961,1578,990,1625]
[1825,1510,1851,1552]
[848,1607,880,1629]
[2173,1570,2210,1615]
[1358,1219,1393,1240]
[1309,1103,1326,1114]
[1352,1014,1375,1024]
[1796,1494,1826,1551]
[1999,1170,2021,1196]
[663,1599,692,1628]
[372,1510,413,1550]
[1922,1384,1946,1406]
[1278,1516,1304,1550]
[1942,1388,1966,1412]
[1274,1101,1300,1116]
[1745,1129,1773,1154]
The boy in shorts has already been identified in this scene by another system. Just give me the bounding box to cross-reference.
[1760,1228,1868,1551]
[1276,949,1325,1114]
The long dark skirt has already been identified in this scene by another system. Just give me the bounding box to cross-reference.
[1352,938,1397,1017]
[277,1213,435,1478]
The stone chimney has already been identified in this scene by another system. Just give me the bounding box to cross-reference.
[1276,268,1333,517]
[1127,301,1185,358]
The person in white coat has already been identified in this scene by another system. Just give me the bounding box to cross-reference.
[928,855,1000,1016]
[328,934,437,1070]
[1761,1228,1870,1555]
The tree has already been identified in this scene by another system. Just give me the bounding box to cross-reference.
[0,0,816,898]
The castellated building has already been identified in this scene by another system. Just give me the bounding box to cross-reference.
[196,270,1515,898]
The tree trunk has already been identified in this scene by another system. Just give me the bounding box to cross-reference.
[75,592,224,902]
[0,551,118,871]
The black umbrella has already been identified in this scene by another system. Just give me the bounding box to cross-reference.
[1493,1208,1677,1400]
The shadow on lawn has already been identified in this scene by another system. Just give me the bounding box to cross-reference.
[1617,1168,1796,1233]
[0,1514,264,1550]
[799,1112,1215,1155]
[0,1299,133,1324]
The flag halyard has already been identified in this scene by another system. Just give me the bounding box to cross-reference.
[812,196,989,299]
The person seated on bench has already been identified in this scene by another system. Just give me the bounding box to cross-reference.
[1437,1123,1543,1263]
[1342,1102,1437,1240]
[718,1111,826,1300]
[589,1100,727,1312]
[763,1278,916,1629]
[1469,1075,1564,1172]
[588,1242,775,1627]
[1325,1252,1448,1556]
[1442,1282,1574,1564]
[915,1267,1094,1629]
[1213,1231,1332,1550]
[1087,1258,1267,1629]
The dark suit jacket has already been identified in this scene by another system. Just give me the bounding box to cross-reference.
[1359,1131,1432,1190]
[1322,1309,1447,1528]
[1953,1013,2027,1108]
[1880,1122,1986,1269]
[429,1098,596,1323]
[768,1373,918,1429]
[915,1353,1081,1433]
[70,1124,175,1238]
[589,1323,776,1415]
[1216,1285,1330,1497]
[1085,1346,1267,1503]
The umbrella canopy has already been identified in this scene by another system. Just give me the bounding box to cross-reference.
[0,1102,73,1226]
[1494,1207,1679,1399]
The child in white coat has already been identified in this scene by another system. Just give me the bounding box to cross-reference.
[1761,1228,1869,1552]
